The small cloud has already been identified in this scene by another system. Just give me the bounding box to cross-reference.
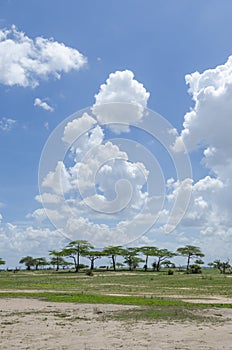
[168,128,178,136]
[44,122,49,130]
[0,117,16,131]
[0,25,87,87]
[34,98,54,112]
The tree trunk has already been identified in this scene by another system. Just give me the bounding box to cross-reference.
[187,254,191,271]
[90,258,94,270]
[112,255,116,271]
[144,256,148,271]
[72,256,78,272]
[76,249,80,272]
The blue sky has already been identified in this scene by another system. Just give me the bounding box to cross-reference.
[1,0,232,267]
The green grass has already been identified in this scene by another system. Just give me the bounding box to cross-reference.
[0,268,231,297]
[1,291,230,322]
[112,305,217,322]
[0,268,231,322]
[0,290,231,308]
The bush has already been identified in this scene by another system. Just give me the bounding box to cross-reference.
[190,264,202,274]
[79,264,88,269]
[168,269,174,275]
[86,270,94,276]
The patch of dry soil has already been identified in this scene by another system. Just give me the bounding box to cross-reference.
[0,298,232,350]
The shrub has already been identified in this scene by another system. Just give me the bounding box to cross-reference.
[79,263,88,269]
[86,270,94,276]
[190,264,202,274]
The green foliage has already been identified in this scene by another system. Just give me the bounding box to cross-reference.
[162,260,175,269]
[189,264,202,274]
[78,263,88,269]
[34,257,48,270]
[84,250,104,270]
[122,248,144,271]
[102,246,125,271]
[195,259,204,265]
[176,245,205,271]
[85,270,94,276]
[49,250,69,271]
[154,248,176,271]
[19,256,35,270]
[139,247,176,271]
[139,246,158,270]
[0,258,5,266]
[61,240,93,272]
[19,256,48,270]
[209,259,231,274]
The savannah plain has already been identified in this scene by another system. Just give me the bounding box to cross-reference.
[0,268,232,349]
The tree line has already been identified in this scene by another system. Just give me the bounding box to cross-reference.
[0,241,231,274]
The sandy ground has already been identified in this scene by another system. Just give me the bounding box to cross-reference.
[0,298,232,350]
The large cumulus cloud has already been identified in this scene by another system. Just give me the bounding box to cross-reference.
[33,71,154,246]
[172,56,232,243]
[92,70,150,133]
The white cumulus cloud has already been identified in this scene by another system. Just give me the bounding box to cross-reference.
[34,98,54,111]
[92,70,150,133]
[0,25,87,87]
[36,109,151,245]
[0,117,16,131]
[0,222,67,268]
[62,113,97,146]
[42,161,72,195]
[170,55,232,241]
[173,56,232,164]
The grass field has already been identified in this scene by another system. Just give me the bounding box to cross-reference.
[0,268,231,321]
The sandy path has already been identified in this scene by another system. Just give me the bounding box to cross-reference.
[0,298,232,350]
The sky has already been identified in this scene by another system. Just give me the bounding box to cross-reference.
[1,0,232,268]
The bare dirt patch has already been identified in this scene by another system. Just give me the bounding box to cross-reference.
[0,298,232,350]
[182,296,232,304]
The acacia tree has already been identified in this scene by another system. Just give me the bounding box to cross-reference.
[49,250,68,271]
[123,248,144,271]
[160,259,175,269]
[0,258,5,268]
[153,248,177,272]
[139,246,158,271]
[210,259,231,274]
[34,257,48,270]
[84,251,104,270]
[62,240,93,272]
[102,246,125,271]
[19,256,35,270]
[176,245,204,271]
